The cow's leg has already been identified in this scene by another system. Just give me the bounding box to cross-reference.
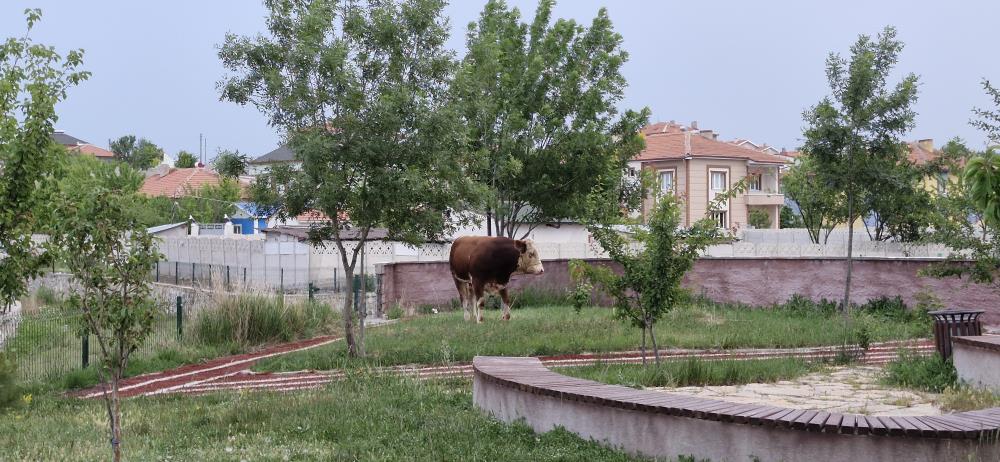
[499,287,512,321]
[454,277,470,321]
[472,282,486,324]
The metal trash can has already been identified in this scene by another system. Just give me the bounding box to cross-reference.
[928,309,984,359]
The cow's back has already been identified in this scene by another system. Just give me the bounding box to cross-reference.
[449,236,520,283]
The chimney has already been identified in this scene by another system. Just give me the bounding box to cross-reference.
[683,131,692,155]
[699,129,716,140]
[690,120,698,130]
[918,139,934,151]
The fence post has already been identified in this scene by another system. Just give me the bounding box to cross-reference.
[376,274,383,318]
[155,262,159,282]
[353,274,361,313]
[176,296,183,339]
[81,334,89,369]
[191,262,195,286]
[226,266,231,291]
[334,268,339,293]
[308,282,315,301]
[280,268,284,293]
[243,267,247,286]
[175,261,179,285]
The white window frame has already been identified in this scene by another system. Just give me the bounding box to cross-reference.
[232,224,243,234]
[708,168,730,228]
[658,168,676,195]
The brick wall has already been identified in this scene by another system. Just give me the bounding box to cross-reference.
[380,257,1000,326]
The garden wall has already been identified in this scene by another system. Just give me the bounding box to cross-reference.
[379,257,1000,326]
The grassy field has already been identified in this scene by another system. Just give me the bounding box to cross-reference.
[0,375,645,461]
[256,303,929,372]
[561,357,824,389]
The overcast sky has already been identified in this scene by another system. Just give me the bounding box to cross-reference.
[3,0,998,161]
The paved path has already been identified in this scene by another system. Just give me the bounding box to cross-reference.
[73,338,934,399]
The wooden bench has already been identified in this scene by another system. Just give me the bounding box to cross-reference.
[473,356,1000,461]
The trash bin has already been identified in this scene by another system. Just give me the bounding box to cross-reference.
[928,309,984,359]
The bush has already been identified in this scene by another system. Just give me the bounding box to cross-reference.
[0,354,19,410]
[777,294,837,317]
[748,209,771,229]
[881,352,957,393]
[387,306,405,320]
[858,296,928,323]
[194,294,338,348]
[34,286,60,307]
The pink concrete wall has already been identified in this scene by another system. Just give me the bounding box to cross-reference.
[381,257,1000,325]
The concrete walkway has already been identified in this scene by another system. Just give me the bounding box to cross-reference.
[651,366,943,416]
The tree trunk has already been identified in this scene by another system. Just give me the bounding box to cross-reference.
[358,243,366,358]
[486,207,492,236]
[341,264,357,357]
[640,324,647,366]
[648,318,661,366]
[111,378,122,462]
[843,188,855,334]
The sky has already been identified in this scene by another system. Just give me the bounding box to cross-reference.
[2,0,998,162]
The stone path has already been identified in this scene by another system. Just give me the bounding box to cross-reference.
[650,366,943,416]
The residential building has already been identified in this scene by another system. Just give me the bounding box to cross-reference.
[632,121,789,230]
[907,139,957,197]
[51,130,116,162]
[249,144,300,175]
[139,164,247,198]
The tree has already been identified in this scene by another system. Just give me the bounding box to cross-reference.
[570,186,741,365]
[748,209,771,229]
[109,135,163,170]
[860,148,932,242]
[220,0,480,357]
[779,205,804,229]
[802,26,918,313]
[454,0,649,238]
[175,150,197,168]
[781,156,847,243]
[973,80,1000,145]
[212,150,248,178]
[51,180,160,462]
[0,9,89,313]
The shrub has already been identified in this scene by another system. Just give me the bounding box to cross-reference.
[778,294,837,317]
[748,209,771,229]
[0,354,19,410]
[34,286,60,307]
[939,386,1000,412]
[387,306,404,320]
[194,294,338,348]
[881,352,957,393]
[416,304,437,315]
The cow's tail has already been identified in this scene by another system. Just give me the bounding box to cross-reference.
[451,272,471,284]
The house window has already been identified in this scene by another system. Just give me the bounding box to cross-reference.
[711,171,728,191]
[710,211,728,228]
[748,173,762,191]
[233,224,243,234]
[659,170,675,194]
[938,173,948,196]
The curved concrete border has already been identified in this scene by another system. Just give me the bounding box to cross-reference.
[473,356,1000,462]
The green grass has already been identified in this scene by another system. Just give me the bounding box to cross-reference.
[193,294,339,348]
[561,357,823,389]
[880,352,958,393]
[256,303,930,372]
[0,375,645,461]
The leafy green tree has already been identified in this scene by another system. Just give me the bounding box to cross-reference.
[802,26,918,312]
[779,205,804,229]
[175,150,197,168]
[220,0,480,356]
[973,80,1000,145]
[212,150,248,178]
[51,182,160,462]
[109,135,163,170]
[0,9,89,313]
[862,157,932,241]
[748,209,771,229]
[454,0,649,238]
[571,183,743,365]
[781,156,846,243]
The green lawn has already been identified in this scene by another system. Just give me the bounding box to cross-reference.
[1,375,645,461]
[255,303,930,372]
[561,357,825,389]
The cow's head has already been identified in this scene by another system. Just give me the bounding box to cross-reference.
[514,239,544,275]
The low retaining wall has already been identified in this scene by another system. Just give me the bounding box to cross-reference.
[954,336,1000,392]
[380,258,1000,325]
[473,356,1000,462]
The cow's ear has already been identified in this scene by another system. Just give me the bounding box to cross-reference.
[514,240,527,253]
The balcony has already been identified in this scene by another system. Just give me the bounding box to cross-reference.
[745,190,785,206]
[745,166,783,205]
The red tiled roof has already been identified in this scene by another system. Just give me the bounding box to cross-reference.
[907,141,938,165]
[140,168,230,198]
[637,129,788,164]
[67,144,115,158]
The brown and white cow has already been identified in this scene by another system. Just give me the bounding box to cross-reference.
[449,236,544,323]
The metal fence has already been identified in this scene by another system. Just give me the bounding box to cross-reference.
[151,261,378,294]
[1,275,382,385]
